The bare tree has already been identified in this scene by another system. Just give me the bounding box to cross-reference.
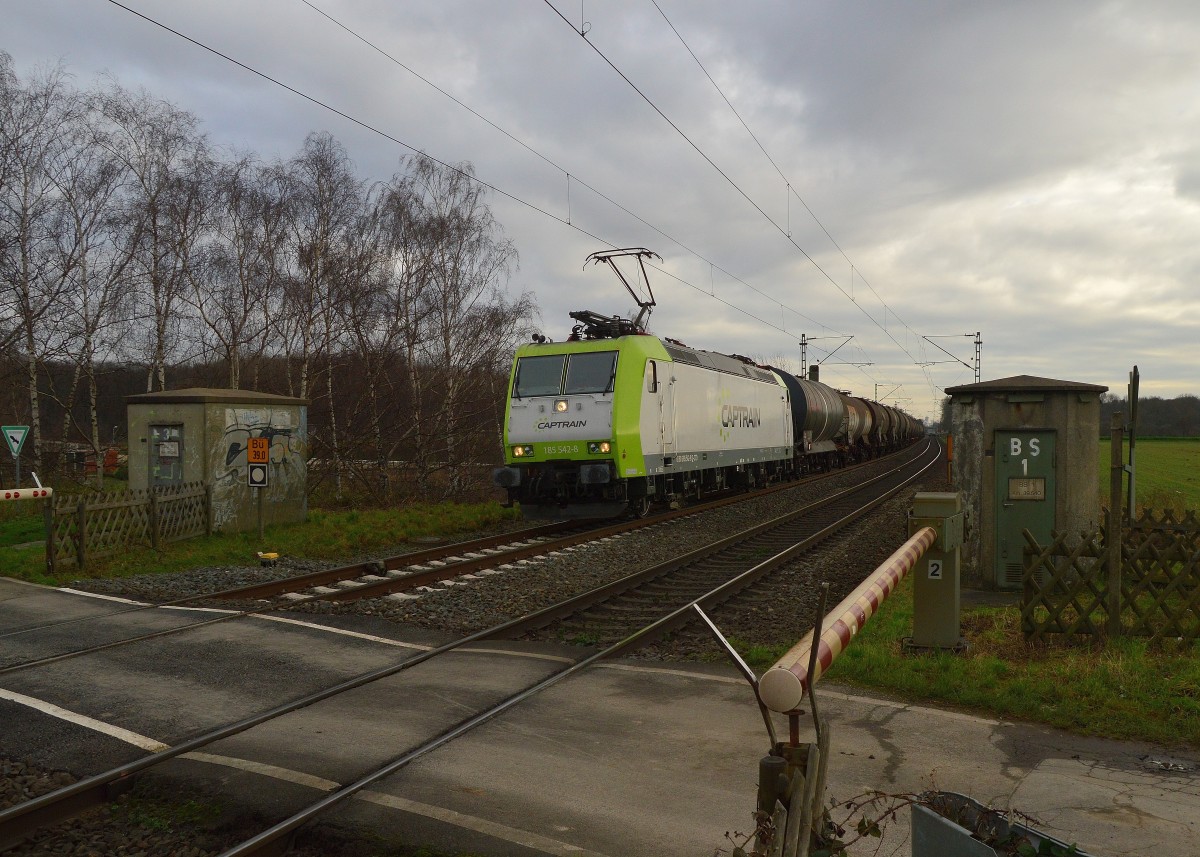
[277,132,364,498]
[407,156,532,496]
[51,93,137,485]
[186,155,286,388]
[0,56,82,474]
[99,82,209,392]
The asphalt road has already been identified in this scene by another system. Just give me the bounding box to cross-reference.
[2,577,1198,856]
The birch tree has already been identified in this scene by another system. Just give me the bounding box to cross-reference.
[408,156,531,496]
[188,155,285,389]
[52,96,136,485]
[278,132,363,497]
[0,56,80,474]
[99,83,209,391]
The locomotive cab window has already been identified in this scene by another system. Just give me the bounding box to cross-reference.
[564,351,618,394]
[513,354,566,397]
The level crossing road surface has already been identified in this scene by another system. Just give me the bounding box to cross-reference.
[1,576,1198,856]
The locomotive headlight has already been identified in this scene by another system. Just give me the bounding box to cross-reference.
[512,445,534,457]
[554,399,569,413]
[587,441,612,454]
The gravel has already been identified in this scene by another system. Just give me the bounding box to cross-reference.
[66,456,936,650]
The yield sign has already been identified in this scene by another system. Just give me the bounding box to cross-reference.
[2,426,28,457]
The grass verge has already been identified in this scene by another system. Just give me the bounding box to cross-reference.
[1,501,521,585]
[738,574,1200,748]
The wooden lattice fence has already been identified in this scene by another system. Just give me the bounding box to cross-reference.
[47,481,211,573]
[1021,509,1200,642]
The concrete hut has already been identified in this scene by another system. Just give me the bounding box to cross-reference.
[126,388,309,533]
[945,375,1107,589]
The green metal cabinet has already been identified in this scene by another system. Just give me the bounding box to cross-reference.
[994,430,1056,588]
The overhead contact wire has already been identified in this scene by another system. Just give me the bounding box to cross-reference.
[101,0,827,344]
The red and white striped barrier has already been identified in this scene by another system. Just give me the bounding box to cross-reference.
[759,526,937,713]
[0,487,53,501]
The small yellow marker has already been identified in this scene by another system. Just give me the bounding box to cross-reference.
[256,551,279,567]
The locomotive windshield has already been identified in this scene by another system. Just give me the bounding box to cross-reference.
[513,354,566,397]
[512,351,618,397]
[564,351,617,394]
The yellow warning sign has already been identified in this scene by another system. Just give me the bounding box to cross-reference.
[247,437,269,464]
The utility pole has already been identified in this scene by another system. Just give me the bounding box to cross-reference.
[922,333,981,383]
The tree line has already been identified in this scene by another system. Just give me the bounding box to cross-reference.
[1,53,537,500]
[1100,393,1200,437]
[935,392,1199,437]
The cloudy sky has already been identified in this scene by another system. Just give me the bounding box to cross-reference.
[6,0,1199,420]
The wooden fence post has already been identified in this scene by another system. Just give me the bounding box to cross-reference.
[205,482,214,536]
[75,498,88,571]
[149,491,160,549]
[43,498,57,576]
[1107,412,1124,637]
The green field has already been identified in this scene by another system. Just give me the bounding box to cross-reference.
[0,494,520,585]
[1099,437,1200,513]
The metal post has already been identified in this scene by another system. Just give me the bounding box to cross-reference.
[689,603,778,748]
[804,583,829,742]
[1107,413,1124,637]
[1127,365,1139,520]
[257,486,264,543]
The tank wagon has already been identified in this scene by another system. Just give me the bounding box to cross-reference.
[493,314,924,519]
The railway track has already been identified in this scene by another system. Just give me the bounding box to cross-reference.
[0,438,939,854]
[0,450,908,676]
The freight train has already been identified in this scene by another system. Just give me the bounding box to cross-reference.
[493,314,924,520]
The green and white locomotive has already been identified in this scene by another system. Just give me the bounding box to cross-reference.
[492,249,922,519]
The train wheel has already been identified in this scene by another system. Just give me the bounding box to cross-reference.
[631,496,652,518]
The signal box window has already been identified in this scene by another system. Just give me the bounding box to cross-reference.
[514,355,566,397]
[565,351,618,394]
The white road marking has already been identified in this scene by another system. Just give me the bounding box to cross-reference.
[0,688,168,751]
[56,588,148,606]
[356,789,605,856]
[180,752,339,791]
[29,585,575,664]
[252,614,432,650]
[0,688,610,857]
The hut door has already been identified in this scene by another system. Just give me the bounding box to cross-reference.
[994,430,1056,589]
[149,424,184,488]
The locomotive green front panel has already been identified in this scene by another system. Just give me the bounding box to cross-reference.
[501,335,672,477]
[994,429,1056,589]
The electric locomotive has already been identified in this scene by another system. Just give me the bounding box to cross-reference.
[492,248,924,518]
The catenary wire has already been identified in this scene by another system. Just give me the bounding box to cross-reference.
[549,0,945,401]
[299,0,836,336]
[100,0,850,361]
[650,0,944,403]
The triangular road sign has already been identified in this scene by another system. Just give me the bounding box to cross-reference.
[2,426,28,457]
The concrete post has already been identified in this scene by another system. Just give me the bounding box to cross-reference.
[908,492,965,650]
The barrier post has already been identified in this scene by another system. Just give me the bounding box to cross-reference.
[759,527,937,715]
[754,533,937,855]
